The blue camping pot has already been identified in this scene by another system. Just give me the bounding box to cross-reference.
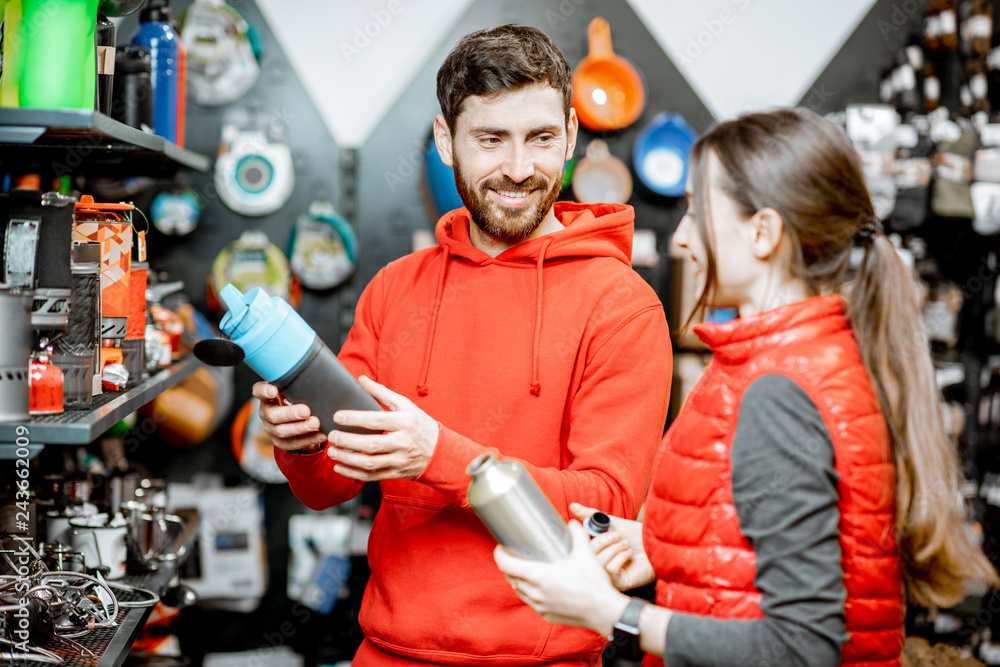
[632,112,698,197]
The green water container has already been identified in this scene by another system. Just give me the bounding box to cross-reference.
[19,0,98,109]
[1,0,24,107]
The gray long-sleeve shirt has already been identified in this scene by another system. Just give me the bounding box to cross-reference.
[664,374,850,667]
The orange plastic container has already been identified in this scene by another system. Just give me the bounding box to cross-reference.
[571,17,646,132]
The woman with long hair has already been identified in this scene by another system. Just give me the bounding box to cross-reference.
[494,107,998,666]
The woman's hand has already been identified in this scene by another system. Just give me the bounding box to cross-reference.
[571,503,655,591]
[493,521,631,637]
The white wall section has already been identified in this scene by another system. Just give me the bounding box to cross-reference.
[256,0,477,148]
[257,0,882,146]
[626,0,880,120]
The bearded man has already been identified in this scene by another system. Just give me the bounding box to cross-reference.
[253,24,672,667]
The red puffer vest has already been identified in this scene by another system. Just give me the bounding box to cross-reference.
[643,295,904,666]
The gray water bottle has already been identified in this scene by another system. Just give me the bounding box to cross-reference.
[466,453,570,562]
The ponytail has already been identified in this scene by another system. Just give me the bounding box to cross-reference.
[691,106,997,607]
[849,234,999,607]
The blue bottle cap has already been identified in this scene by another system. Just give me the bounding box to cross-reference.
[219,284,316,381]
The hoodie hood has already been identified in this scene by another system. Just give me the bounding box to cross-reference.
[434,201,635,266]
[416,202,636,398]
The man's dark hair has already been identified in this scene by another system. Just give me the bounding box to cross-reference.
[436,24,573,133]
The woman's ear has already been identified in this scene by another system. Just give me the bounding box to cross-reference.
[749,207,784,261]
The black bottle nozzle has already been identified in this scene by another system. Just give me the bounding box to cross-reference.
[193,338,244,367]
[584,512,611,538]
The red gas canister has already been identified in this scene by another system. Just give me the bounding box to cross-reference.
[30,346,64,415]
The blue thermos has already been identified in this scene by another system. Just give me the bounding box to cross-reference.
[131,0,177,143]
[219,284,380,435]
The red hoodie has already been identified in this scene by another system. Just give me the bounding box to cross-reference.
[275,202,672,665]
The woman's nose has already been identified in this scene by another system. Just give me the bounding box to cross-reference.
[673,215,691,250]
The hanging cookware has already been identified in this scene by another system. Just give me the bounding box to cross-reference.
[214,113,294,217]
[180,0,260,107]
[288,201,357,290]
[632,112,697,198]
[572,139,632,204]
[571,17,646,132]
[209,229,292,308]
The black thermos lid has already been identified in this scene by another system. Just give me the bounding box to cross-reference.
[115,44,152,74]
[585,512,611,536]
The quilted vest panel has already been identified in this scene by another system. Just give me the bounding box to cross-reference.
[643,295,904,666]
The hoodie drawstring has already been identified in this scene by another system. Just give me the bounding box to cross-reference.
[529,239,552,396]
[416,239,550,398]
[417,247,450,396]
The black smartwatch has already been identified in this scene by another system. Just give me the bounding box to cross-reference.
[611,597,648,659]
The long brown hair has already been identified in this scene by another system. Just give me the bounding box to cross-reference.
[687,107,997,607]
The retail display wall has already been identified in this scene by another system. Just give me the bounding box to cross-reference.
[14,0,1000,665]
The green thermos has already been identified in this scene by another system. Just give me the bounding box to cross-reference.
[1,0,23,107]
[19,0,98,109]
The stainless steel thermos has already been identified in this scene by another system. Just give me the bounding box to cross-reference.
[466,453,570,561]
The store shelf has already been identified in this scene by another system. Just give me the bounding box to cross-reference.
[0,356,201,446]
[95,511,200,667]
[100,567,176,667]
[0,108,210,174]
[7,509,200,667]
[4,571,167,667]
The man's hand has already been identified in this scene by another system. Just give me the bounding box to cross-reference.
[251,382,328,453]
[327,375,439,481]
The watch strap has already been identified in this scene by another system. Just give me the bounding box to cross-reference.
[616,597,649,633]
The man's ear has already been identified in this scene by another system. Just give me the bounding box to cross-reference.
[566,107,579,160]
[433,114,455,167]
[749,207,784,261]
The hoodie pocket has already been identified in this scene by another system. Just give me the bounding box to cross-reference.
[361,496,566,662]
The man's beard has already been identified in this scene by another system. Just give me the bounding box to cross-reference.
[453,154,564,245]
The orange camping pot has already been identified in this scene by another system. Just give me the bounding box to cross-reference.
[571,17,646,132]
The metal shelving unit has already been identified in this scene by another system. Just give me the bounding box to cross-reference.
[0,100,210,663]
[5,568,171,667]
[0,356,201,457]
[0,108,211,174]
[7,509,200,667]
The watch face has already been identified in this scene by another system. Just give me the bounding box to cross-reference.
[611,624,641,660]
[611,598,647,660]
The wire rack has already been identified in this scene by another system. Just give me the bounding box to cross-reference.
[0,356,199,445]
[27,393,121,425]
[7,570,164,667]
